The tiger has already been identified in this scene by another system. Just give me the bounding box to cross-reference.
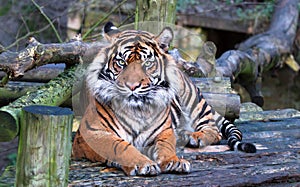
[72,22,256,176]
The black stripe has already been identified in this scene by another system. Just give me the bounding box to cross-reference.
[195,119,210,131]
[96,106,120,137]
[123,142,131,152]
[114,139,125,155]
[183,76,193,103]
[200,110,212,119]
[143,114,170,147]
[198,101,208,118]
[156,139,174,153]
[221,121,231,138]
[85,120,99,131]
[114,113,138,138]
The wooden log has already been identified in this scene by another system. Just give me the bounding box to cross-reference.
[0,64,65,83]
[191,77,240,119]
[202,92,240,119]
[236,108,300,123]
[15,105,73,187]
[191,77,232,93]
[0,82,44,106]
[0,65,84,142]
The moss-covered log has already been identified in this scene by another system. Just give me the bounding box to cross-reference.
[16,105,73,187]
[0,65,84,142]
[0,82,44,106]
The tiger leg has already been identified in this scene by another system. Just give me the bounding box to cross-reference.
[73,127,161,176]
[187,128,222,148]
[154,128,191,173]
[187,97,222,148]
[72,106,160,176]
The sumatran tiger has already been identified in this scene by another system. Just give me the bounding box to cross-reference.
[72,22,256,176]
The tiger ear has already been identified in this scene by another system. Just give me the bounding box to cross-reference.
[155,27,173,52]
[103,22,120,42]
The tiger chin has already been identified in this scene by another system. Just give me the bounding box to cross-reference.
[72,22,256,176]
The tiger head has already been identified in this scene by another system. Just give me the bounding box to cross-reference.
[87,22,179,114]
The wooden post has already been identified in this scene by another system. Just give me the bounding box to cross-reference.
[16,105,73,187]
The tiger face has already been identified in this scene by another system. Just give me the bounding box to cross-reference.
[87,26,178,115]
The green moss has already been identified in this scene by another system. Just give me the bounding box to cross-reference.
[0,1,12,16]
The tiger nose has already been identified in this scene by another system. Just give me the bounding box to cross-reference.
[125,82,141,91]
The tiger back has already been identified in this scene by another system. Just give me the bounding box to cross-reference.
[72,22,256,176]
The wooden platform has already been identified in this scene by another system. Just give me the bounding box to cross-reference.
[1,110,300,186]
[68,116,300,186]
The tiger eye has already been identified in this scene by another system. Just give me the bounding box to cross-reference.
[144,61,153,67]
[116,60,126,68]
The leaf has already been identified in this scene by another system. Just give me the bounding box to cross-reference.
[285,54,300,72]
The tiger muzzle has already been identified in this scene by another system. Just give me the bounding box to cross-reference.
[117,62,150,91]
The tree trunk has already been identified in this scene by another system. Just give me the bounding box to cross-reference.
[135,0,177,31]
[16,105,73,187]
[0,65,84,142]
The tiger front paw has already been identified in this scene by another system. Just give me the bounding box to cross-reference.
[122,159,161,176]
[187,130,221,148]
[159,155,191,174]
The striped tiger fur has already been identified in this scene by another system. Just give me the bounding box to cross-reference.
[72,22,256,176]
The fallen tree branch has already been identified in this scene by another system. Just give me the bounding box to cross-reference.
[172,0,298,107]
[0,35,106,86]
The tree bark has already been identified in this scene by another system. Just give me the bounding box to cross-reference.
[135,0,177,30]
[16,105,73,187]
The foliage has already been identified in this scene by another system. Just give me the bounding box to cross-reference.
[7,153,17,166]
[176,0,197,11]
[235,1,275,21]
[0,0,12,16]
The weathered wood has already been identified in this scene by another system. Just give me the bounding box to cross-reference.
[237,108,300,122]
[191,77,232,93]
[0,64,65,83]
[0,65,84,142]
[191,77,240,119]
[67,117,300,186]
[135,0,177,30]
[16,105,73,187]
[1,111,300,186]
[202,92,240,119]
[177,13,261,34]
[0,82,44,106]
[0,36,105,86]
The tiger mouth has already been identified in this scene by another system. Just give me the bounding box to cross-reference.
[127,94,150,103]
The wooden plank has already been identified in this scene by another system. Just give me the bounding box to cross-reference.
[177,14,255,34]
